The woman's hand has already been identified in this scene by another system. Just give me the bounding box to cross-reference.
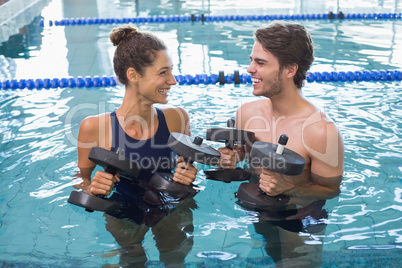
[173,156,198,185]
[86,171,120,196]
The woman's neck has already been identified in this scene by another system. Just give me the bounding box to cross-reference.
[115,88,158,139]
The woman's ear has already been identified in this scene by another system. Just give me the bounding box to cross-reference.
[126,68,138,83]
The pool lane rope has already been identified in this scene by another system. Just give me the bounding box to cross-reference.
[1,70,401,90]
[39,12,402,27]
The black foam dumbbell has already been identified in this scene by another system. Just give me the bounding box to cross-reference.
[68,147,141,213]
[236,134,305,211]
[149,132,221,201]
[204,119,255,183]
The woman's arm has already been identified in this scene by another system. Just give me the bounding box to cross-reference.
[164,107,197,185]
[74,115,120,195]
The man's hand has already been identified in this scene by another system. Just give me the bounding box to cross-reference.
[173,156,198,185]
[259,169,295,196]
[217,145,242,169]
[87,171,120,196]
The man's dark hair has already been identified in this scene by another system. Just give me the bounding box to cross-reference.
[255,21,314,88]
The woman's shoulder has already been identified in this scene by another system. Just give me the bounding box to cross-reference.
[159,107,190,134]
[80,113,110,129]
[159,107,189,121]
[78,113,111,143]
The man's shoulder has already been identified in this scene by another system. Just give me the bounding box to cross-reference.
[303,109,337,132]
[239,98,267,108]
[302,109,342,150]
[237,99,268,114]
[236,99,270,130]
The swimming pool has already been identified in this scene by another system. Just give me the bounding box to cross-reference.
[1,0,401,267]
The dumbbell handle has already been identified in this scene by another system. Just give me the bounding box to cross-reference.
[180,157,193,165]
[104,166,117,176]
[177,136,205,164]
[225,119,236,149]
[225,140,235,150]
[275,134,288,155]
[258,134,289,199]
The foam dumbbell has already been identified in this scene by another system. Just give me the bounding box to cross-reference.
[204,119,255,182]
[67,147,141,213]
[236,134,305,211]
[149,132,221,201]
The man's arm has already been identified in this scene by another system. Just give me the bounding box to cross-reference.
[295,113,344,199]
[281,173,342,200]
[260,115,344,200]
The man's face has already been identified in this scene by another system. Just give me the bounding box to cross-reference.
[247,42,284,98]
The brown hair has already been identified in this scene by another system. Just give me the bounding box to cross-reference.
[109,25,167,85]
[255,21,314,88]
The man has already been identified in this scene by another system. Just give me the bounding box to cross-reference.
[217,21,345,267]
[220,21,344,200]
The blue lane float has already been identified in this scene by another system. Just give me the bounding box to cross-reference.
[305,70,402,83]
[1,76,117,90]
[1,70,401,90]
[39,12,402,27]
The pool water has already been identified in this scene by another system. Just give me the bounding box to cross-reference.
[1,0,402,267]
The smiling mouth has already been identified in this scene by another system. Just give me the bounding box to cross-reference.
[251,78,261,84]
[158,88,170,94]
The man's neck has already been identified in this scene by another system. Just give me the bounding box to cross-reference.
[269,85,305,117]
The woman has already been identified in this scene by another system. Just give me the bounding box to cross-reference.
[74,25,197,267]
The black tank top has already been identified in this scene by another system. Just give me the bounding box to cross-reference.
[109,107,176,203]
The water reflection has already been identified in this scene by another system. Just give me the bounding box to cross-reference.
[1,0,402,267]
[61,0,111,77]
[104,199,197,267]
[237,176,332,267]
[0,16,43,58]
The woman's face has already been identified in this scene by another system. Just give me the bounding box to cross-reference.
[136,50,177,105]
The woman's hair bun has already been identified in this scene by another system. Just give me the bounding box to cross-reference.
[110,25,138,46]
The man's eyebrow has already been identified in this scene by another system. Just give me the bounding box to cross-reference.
[250,56,267,62]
